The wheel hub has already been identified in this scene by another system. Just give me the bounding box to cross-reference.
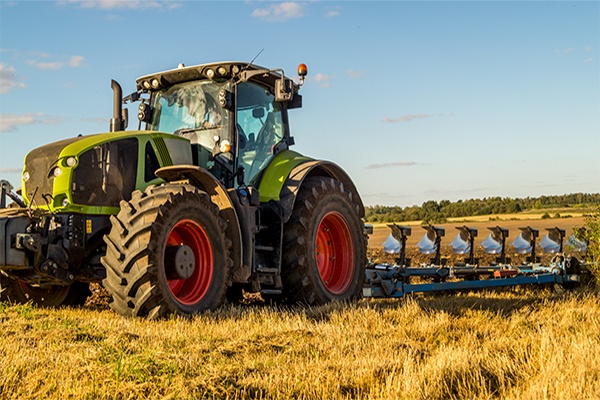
[165,244,196,280]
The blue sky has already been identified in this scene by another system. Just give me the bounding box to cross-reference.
[1,0,598,207]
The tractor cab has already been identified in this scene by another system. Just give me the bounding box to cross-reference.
[128,62,307,188]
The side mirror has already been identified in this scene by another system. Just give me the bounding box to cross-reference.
[275,78,294,102]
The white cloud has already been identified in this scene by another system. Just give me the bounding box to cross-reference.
[325,6,341,17]
[30,51,52,59]
[553,47,596,63]
[26,54,86,70]
[0,63,26,94]
[252,2,305,22]
[554,47,594,55]
[346,69,364,78]
[69,55,86,67]
[58,0,181,10]
[311,72,333,88]
[366,161,417,169]
[382,114,433,123]
[30,61,64,70]
[0,167,22,173]
[0,113,61,132]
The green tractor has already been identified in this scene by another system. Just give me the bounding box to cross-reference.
[0,61,368,318]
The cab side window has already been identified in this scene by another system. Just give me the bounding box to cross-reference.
[236,82,284,185]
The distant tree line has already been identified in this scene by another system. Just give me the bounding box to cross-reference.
[364,193,600,223]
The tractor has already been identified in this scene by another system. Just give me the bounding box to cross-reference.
[0,61,368,318]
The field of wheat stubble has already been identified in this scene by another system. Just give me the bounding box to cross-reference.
[1,215,599,400]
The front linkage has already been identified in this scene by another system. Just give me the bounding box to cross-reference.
[0,199,109,305]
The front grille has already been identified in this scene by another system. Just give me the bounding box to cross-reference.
[71,138,138,207]
[24,144,63,205]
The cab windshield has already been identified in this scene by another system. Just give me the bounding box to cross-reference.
[149,80,231,152]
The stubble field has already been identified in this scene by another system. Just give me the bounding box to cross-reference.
[1,290,599,399]
[1,216,599,399]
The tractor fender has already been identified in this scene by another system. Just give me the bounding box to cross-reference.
[278,159,365,223]
[154,165,243,278]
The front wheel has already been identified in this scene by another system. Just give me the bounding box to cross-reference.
[102,185,231,318]
[0,276,91,307]
[281,177,366,305]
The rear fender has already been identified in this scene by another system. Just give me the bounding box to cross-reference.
[154,165,244,280]
[279,160,365,223]
[256,150,364,222]
[256,150,313,203]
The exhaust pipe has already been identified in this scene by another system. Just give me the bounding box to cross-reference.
[110,79,125,132]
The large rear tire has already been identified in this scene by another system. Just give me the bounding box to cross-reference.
[281,177,366,305]
[102,185,231,318]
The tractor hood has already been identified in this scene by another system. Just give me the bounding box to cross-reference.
[22,131,192,214]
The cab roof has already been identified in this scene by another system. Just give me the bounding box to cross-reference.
[136,61,283,92]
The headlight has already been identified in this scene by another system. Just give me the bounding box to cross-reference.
[23,171,30,182]
[65,157,77,167]
[61,198,70,208]
[53,167,62,177]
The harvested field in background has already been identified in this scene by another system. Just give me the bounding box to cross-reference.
[1,288,599,399]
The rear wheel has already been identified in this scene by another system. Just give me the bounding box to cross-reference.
[280,177,366,305]
[102,184,231,318]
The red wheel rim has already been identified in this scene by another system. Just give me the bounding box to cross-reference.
[315,211,355,295]
[166,219,213,305]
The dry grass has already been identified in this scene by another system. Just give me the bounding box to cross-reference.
[1,287,599,399]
